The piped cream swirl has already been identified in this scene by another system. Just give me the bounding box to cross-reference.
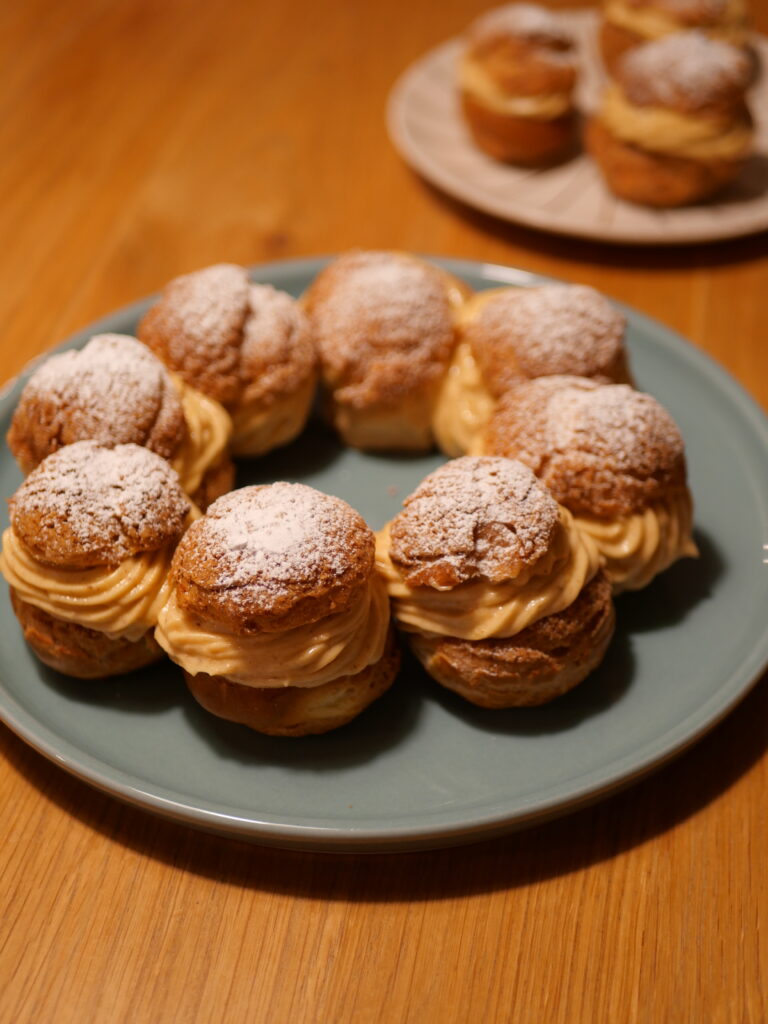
[432,341,495,457]
[573,491,698,592]
[0,527,173,641]
[155,574,390,688]
[375,508,600,640]
[170,376,233,495]
[460,58,573,119]
[599,85,753,161]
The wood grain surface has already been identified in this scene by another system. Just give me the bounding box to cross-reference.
[0,2,766,1022]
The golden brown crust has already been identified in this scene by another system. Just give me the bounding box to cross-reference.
[616,31,752,116]
[461,93,577,165]
[483,376,689,517]
[302,251,467,447]
[191,454,236,513]
[388,456,560,589]
[9,441,190,569]
[586,115,746,206]
[171,483,376,634]
[466,5,577,94]
[138,264,250,408]
[463,285,630,398]
[183,625,400,736]
[9,588,163,679]
[7,334,187,474]
[409,573,615,707]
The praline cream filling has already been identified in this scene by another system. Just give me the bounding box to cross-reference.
[375,509,600,641]
[432,341,495,457]
[573,491,698,592]
[154,575,390,688]
[600,85,753,160]
[0,527,173,641]
[604,0,748,46]
[230,373,316,457]
[170,376,233,494]
[460,57,573,119]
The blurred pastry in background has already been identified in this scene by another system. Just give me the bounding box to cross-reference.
[587,31,754,206]
[303,250,470,452]
[432,283,631,457]
[599,0,751,76]
[139,264,318,457]
[459,3,579,165]
[7,333,234,511]
[481,375,699,592]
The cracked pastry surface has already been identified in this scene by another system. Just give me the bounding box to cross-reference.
[302,250,470,452]
[139,264,318,456]
[155,482,398,735]
[432,284,631,457]
[481,375,698,591]
[376,456,613,706]
[0,441,191,677]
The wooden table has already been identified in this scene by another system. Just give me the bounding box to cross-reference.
[1,2,766,1021]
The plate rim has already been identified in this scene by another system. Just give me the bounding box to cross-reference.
[1,254,767,853]
[386,14,768,246]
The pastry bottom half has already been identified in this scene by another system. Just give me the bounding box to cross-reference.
[586,117,745,207]
[461,92,577,166]
[183,626,401,737]
[9,588,164,679]
[408,573,615,708]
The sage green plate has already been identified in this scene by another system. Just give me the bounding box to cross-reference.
[1,258,767,852]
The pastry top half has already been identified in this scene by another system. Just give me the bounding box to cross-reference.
[170,482,376,634]
[483,376,689,517]
[8,441,190,569]
[7,334,186,473]
[463,4,577,97]
[303,250,468,414]
[603,0,749,45]
[462,284,630,398]
[616,29,753,116]
[138,263,317,412]
[387,456,562,590]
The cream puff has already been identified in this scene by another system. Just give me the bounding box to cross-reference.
[432,283,631,457]
[138,264,318,456]
[587,31,754,206]
[482,375,698,592]
[376,457,615,707]
[302,250,471,452]
[460,3,579,165]
[155,483,400,736]
[599,0,751,76]
[0,441,191,678]
[6,333,234,511]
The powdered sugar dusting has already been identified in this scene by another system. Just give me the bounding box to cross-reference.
[476,285,625,378]
[18,333,183,453]
[390,456,559,584]
[621,31,751,108]
[10,441,189,565]
[309,251,455,405]
[471,3,573,46]
[547,382,685,472]
[188,483,371,599]
[162,264,249,352]
[240,284,316,404]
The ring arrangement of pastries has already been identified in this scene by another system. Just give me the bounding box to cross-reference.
[1,253,700,732]
[459,3,579,165]
[455,3,757,207]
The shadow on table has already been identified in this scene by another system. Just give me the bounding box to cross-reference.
[2,661,766,900]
